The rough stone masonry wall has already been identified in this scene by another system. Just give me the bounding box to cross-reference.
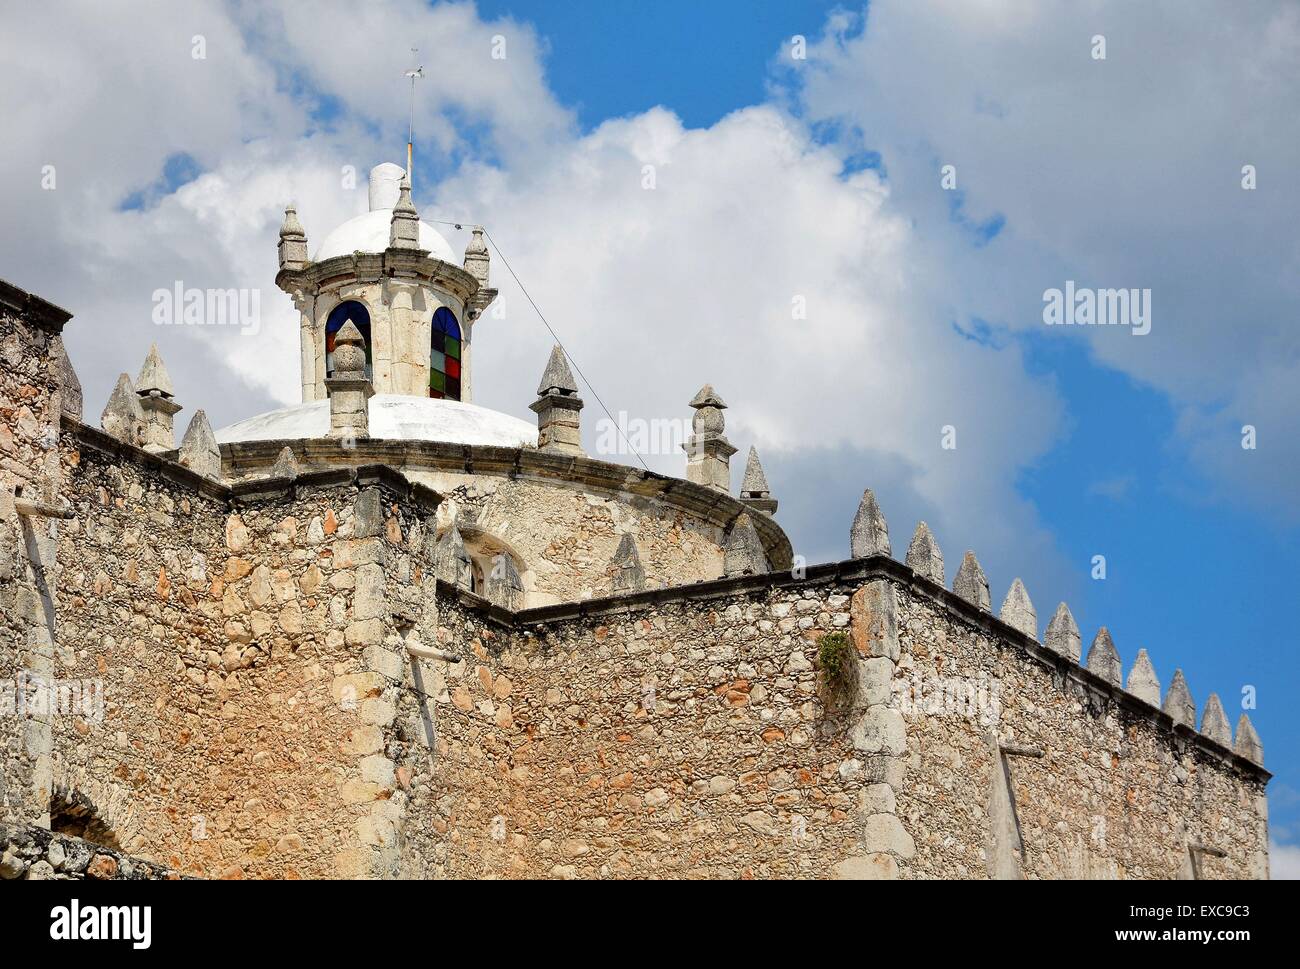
[1,822,183,880]
[0,289,70,831]
[891,581,1268,879]
[0,296,64,495]
[34,431,440,878]
[389,564,1267,880]
[393,578,873,878]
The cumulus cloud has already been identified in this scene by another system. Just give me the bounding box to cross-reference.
[434,103,1067,587]
[788,0,1300,518]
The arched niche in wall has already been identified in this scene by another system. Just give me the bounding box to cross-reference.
[439,524,531,602]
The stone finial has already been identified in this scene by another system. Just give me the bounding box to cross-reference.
[690,384,726,412]
[999,578,1037,639]
[952,551,990,610]
[738,447,777,515]
[278,204,309,271]
[433,526,472,589]
[389,174,421,250]
[530,345,584,454]
[610,533,645,594]
[269,446,299,480]
[1044,602,1081,661]
[849,488,890,558]
[135,344,182,453]
[723,512,768,577]
[136,343,174,397]
[536,344,578,395]
[485,552,523,610]
[1085,627,1121,687]
[463,225,490,287]
[1163,669,1196,728]
[1126,648,1161,706]
[1200,693,1232,747]
[905,521,944,585]
[177,409,221,479]
[57,341,83,420]
[325,320,373,440]
[1234,713,1263,765]
[100,373,145,446]
[683,384,737,491]
[333,320,365,369]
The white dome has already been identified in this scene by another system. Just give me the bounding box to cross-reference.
[216,394,538,448]
[312,210,457,263]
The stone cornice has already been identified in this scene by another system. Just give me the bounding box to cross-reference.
[220,437,795,570]
[276,251,481,305]
[0,278,73,333]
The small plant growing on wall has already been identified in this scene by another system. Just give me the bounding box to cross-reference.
[818,631,854,703]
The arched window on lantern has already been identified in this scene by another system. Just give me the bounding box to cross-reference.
[429,306,462,400]
[325,301,372,380]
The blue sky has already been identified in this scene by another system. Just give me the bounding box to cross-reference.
[476,0,839,130]
[4,0,1296,874]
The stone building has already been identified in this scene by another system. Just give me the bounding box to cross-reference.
[0,166,1270,880]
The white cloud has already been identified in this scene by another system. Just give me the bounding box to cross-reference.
[434,102,1067,587]
[230,0,575,162]
[1271,839,1300,879]
[789,0,1300,517]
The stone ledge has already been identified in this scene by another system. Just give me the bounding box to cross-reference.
[221,437,794,570]
[432,577,515,630]
[67,418,230,500]
[0,277,73,332]
[276,250,482,304]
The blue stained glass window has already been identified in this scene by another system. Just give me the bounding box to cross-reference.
[325,301,372,380]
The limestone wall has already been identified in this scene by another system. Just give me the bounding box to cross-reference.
[891,581,1269,879]
[388,563,1268,880]
[22,425,443,878]
[393,579,866,878]
[223,439,792,609]
[0,284,72,830]
[0,285,67,495]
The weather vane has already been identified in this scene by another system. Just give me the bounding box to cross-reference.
[403,47,424,182]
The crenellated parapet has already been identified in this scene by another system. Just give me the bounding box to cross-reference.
[838,485,1267,772]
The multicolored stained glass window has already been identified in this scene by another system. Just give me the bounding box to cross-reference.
[325,301,372,380]
[430,307,462,400]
